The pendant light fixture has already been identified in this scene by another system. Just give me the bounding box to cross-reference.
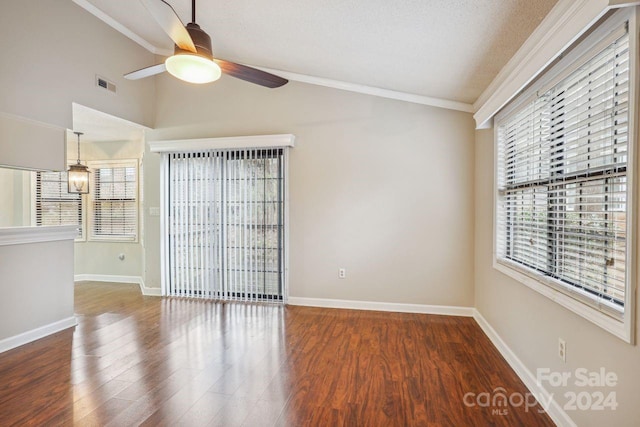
[68,131,90,194]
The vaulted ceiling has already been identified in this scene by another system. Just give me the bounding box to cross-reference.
[75,0,558,107]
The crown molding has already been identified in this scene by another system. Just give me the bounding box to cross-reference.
[72,0,165,55]
[247,66,474,113]
[473,0,640,129]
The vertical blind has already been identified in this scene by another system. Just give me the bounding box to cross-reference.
[92,163,138,240]
[496,25,629,316]
[36,171,83,237]
[166,148,284,302]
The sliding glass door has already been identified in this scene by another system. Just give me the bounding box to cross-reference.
[165,148,285,302]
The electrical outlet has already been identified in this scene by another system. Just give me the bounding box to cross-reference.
[558,338,566,362]
[338,268,346,279]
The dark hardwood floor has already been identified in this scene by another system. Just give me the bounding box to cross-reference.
[0,282,554,426]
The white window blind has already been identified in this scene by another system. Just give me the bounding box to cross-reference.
[166,148,285,303]
[35,171,83,238]
[90,161,138,241]
[496,25,630,318]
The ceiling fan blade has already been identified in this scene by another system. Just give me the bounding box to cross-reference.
[124,63,167,80]
[214,59,288,88]
[140,0,196,53]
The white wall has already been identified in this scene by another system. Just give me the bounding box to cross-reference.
[145,76,476,307]
[0,0,155,130]
[475,128,640,426]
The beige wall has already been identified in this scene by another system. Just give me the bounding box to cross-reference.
[475,128,640,426]
[0,136,145,279]
[0,169,13,227]
[145,76,476,306]
[71,139,145,279]
[0,0,155,130]
[0,168,32,227]
[0,114,66,171]
[0,0,156,282]
[2,2,637,424]
[0,236,75,341]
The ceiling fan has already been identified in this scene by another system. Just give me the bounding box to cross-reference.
[124,0,288,88]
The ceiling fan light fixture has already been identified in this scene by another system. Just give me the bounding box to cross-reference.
[165,54,221,84]
[128,0,287,87]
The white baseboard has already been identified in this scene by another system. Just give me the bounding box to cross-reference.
[75,273,141,284]
[74,274,161,297]
[287,296,474,317]
[140,282,162,296]
[0,316,77,354]
[473,309,575,427]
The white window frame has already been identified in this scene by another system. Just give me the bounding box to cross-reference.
[493,9,638,343]
[88,159,140,242]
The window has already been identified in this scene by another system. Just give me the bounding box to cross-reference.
[35,171,83,239]
[495,14,635,341]
[165,148,286,302]
[89,160,138,241]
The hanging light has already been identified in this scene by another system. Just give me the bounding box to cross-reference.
[68,131,90,194]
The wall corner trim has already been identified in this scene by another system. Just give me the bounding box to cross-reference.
[0,316,77,354]
[472,309,577,427]
[287,297,474,317]
[74,274,161,297]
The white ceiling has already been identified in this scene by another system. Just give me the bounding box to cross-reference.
[76,0,557,106]
[71,103,146,144]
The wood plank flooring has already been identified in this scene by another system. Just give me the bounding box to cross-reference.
[0,282,555,426]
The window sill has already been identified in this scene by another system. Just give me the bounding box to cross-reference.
[492,258,632,343]
[88,237,138,243]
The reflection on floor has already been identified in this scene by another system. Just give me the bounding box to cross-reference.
[0,281,554,426]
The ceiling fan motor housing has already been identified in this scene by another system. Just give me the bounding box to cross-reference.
[174,22,214,60]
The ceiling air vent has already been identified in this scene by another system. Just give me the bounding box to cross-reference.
[96,75,116,94]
